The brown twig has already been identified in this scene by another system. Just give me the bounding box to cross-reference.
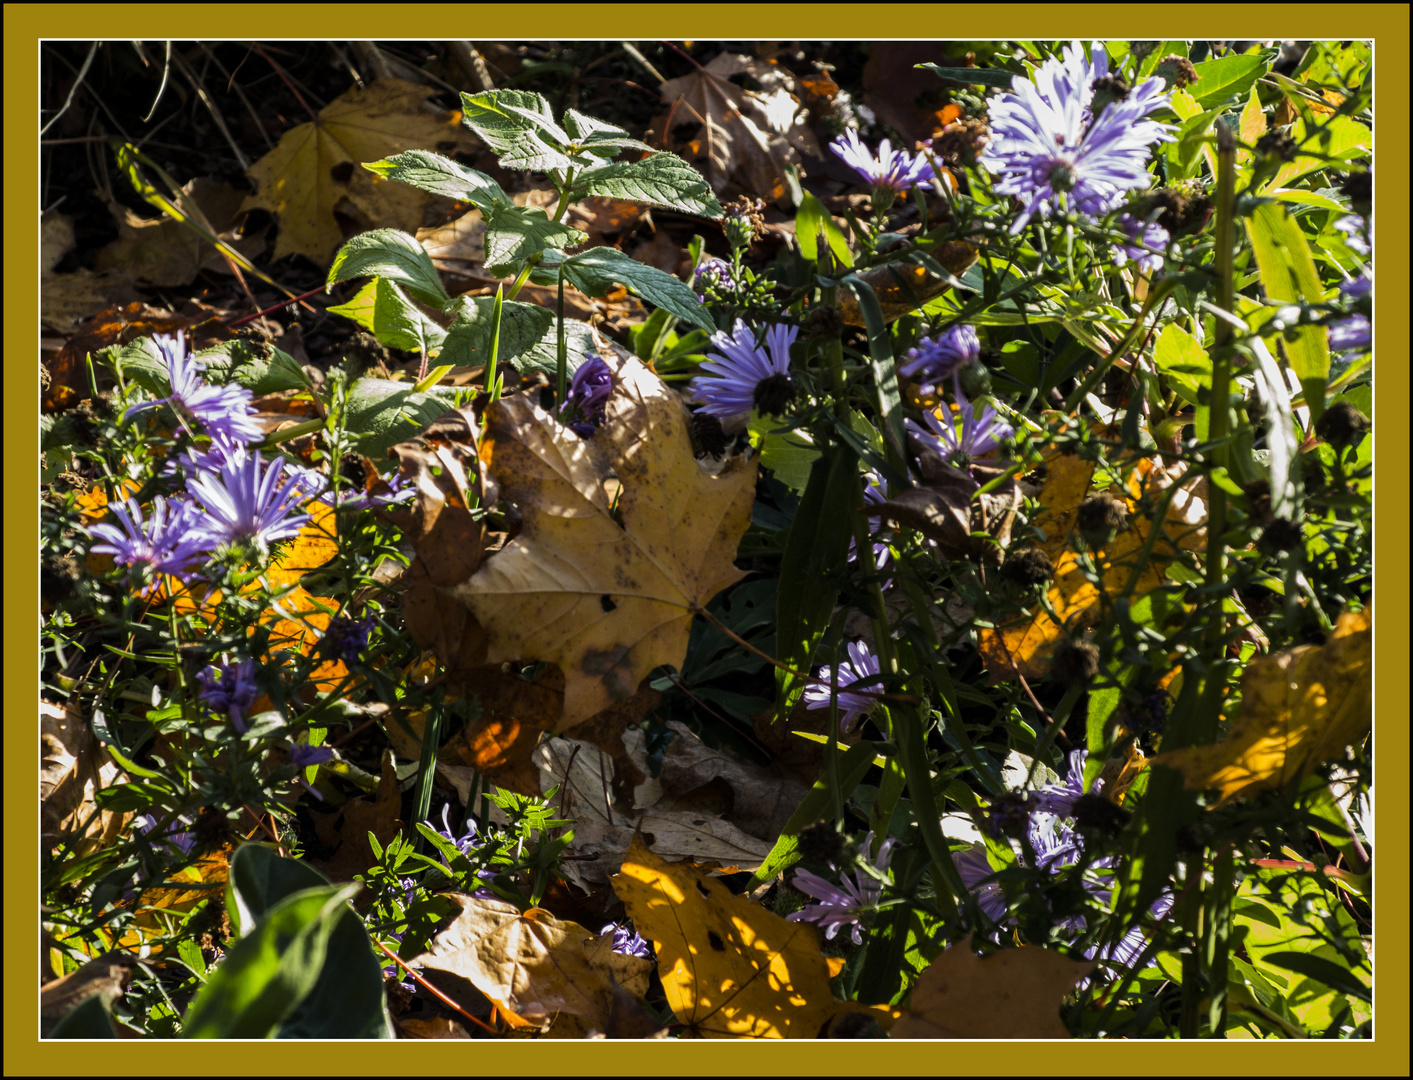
[225,285,327,329]
[252,43,319,123]
[374,940,499,1035]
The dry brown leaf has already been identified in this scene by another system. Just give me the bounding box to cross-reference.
[659,52,820,207]
[265,500,339,590]
[878,441,1019,563]
[408,894,613,1029]
[41,699,127,857]
[40,211,141,335]
[94,178,263,287]
[613,837,897,1038]
[835,245,980,327]
[891,935,1094,1039]
[40,953,137,1037]
[978,451,1207,682]
[312,749,403,882]
[396,1016,470,1039]
[243,78,473,266]
[1151,607,1371,805]
[46,303,193,412]
[451,339,757,731]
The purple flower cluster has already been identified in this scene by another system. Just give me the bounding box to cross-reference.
[1328,273,1372,353]
[321,613,376,665]
[427,805,498,898]
[196,658,260,733]
[829,129,937,194]
[801,640,882,734]
[689,320,798,419]
[123,332,263,444]
[88,495,210,593]
[899,325,980,397]
[1111,213,1170,275]
[983,41,1174,233]
[600,921,653,959]
[787,831,896,946]
[692,257,734,300]
[559,354,614,438]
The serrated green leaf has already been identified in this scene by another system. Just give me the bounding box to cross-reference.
[327,228,450,308]
[196,340,308,395]
[573,153,722,217]
[439,295,554,371]
[327,278,447,357]
[343,376,458,460]
[545,247,713,331]
[460,89,570,170]
[1186,52,1272,109]
[363,150,511,213]
[482,204,586,274]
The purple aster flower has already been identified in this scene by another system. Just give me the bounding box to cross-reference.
[1327,315,1371,353]
[321,613,375,664]
[288,742,336,769]
[600,921,653,960]
[196,658,260,733]
[1028,811,1088,874]
[559,354,614,438]
[802,640,882,734]
[689,320,798,419]
[134,812,198,856]
[187,450,312,553]
[1334,214,1370,257]
[1034,749,1105,818]
[1087,891,1174,971]
[952,847,1009,923]
[786,831,896,946]
[692,257,734,299]
[336,469,415,512]
[88,495,213,591]
[829,129,937,194]
[426,805,497,898]
[847,475,893,579]
[906,385,1013,469]
[899,324,981,397]
[1111,213,1170,275]
[983,41,1174,234]
[122,332,263,444]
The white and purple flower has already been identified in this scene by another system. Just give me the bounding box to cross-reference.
[786,831,896,946]
[1111,213,1170,275]
[689,320,798,419]
[123,332,263,444]
[801,640,882,734]
[899,324,981,398]
[829,129,937,194]
[186,450,313,553]
[906,387,1013,468]
[87,495,213,590]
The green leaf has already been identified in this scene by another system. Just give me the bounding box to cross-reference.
[343,376,458,460]
[546,247,713,331]
[1137,41,1187,79]
[277,902,394,1038]
[1262,951,1370,1003]
[439,295,554,371]
[1186,53,1272,109]
[842,275,906,459]
[795,190,853,269]
[1152,322,1213,405]
[774,445,859,711]
[519,316,599,379]
[482,204,586,275]
[572,153,722,217]
[363,150,511,214]
[196,339,307,395]
[562,108,655,156]
[49,993,120,1038]
[915,62,1018,89]
[327,228,450,309]
[1261,114,1372,193]
[1248,202,1331,418]
[227,843,331,938]
[327,278,447,357]
[748,417,820,493]
[181,883,359,1038]
[460,89,572,172]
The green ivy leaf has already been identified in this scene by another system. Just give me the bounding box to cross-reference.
[326,228,450,309]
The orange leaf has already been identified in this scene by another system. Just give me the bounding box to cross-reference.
[265,500,339,590]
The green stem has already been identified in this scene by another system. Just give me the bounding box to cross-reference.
[556,263,568,404]
[1205,124,1239,639]
[505,255,540,302]
[486,284,505,404]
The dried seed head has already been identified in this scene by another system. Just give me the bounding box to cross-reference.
[804,304,845,340]
[933,117,992,168]
[1314,401,1370,450]
[753,371,796,416]
[1051,639,1100,687]
[1090,75,1132,115]
[1072,792,1132,837]
[1077,494,1128,548]
[1241,478,1272,524]
[1259,516,1304,553]
[690,411,730,459]
[1339,170,1372,217]
[1256,130,1297,162]
[1154,56,1198,90]
[1000,546,1055,588]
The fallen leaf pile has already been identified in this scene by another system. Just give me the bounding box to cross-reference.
[613,837,897,1038]
[1151,606,1372,805]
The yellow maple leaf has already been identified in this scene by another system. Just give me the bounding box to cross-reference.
[264,499,339,590]
[242,78,471,267]
[407,894,619,1030]
[891,935,1094,1039]
[612,836,897,1039]
[979,451,1206,681]
[451,340,758,731]
[1151,606,1371,805]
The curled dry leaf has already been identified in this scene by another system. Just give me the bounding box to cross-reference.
[891,934,1094,1039]
[41,698,127,857]
[878,441,1020,563]
[243,78,474,266]
[1151,606,1371,805]
[408,893,620,1030]
[834,243,980,327]
[613,836,898,1038]
[451,338,758,731]
[39,953,138,1038]
[659,52,820,207]
[978,451,1208,682]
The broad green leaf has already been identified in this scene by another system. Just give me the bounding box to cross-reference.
[1248,202,1330,418]
[1236,85,1267,165]
[277,900,394,1038]
[544,247,713,331]
[1152,322,1212,405]
[795,190,854,269]
[1269,188,1347,212]
[1186,52,1271,109]
[327,278,447,357]
[482,204,586,274]
[1138,41,1187,79]
[227,842,330,938]
[572,153,722,217]
[460,88,568,151]
[326,228,450,309]
[518,316,599,379]
[748,416,820,493]
[915,63,1018,90]
[1261,115,1372,193]
[439,295,554,370]
[50,994,120,1038]
[1262,951,1370,1004]
[563,108,657,157]
[363,150,511,213]
[343,376,458,460]
[181,883,358,1038]
[1164,90,1221,180]
[112,337,305,398]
